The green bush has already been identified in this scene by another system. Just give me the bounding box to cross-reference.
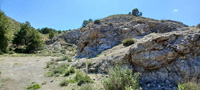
[79,84,94,90]
[94,19,101,25]
[47,63,68,77]
[60,79,69,87]
[68,79,76,83]
[197,24,200,28]
[178,82,200,90]
[103,66,140,90]
[64,66,75,76]
[53,63,68,74]
[49,31,55,39]
[75,71,93,86]
[27,83,41,90]
[75,71,85,81]
[122,39,136,46]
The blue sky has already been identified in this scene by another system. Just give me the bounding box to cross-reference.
[0,0,200,30]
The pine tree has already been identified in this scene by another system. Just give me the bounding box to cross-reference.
[0,10,12,53]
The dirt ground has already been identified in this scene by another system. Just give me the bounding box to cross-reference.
[0,56,69,90]
[0,56,105,90]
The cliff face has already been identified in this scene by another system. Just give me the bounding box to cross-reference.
[124,28,200,89]
[74,15,187,57]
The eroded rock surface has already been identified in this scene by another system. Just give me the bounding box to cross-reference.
[76,15,187,57]
[63,29,82,45]
[124,29,200,90]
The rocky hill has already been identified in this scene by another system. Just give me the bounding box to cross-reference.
[64,14,188,57]
[62,14,200,89]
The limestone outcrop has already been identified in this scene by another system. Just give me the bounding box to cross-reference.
[124,29,200,89]
[76,15,187,57]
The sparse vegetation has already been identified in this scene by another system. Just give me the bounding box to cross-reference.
[178,82,200,90]
[79,84,94,90]
[60,79,69,87]
[122,38,136,46]
[75,71,93,86]
[64,66,75,76]
[46,63,68,77]
[55,56,72,62]
[103,65,140,90]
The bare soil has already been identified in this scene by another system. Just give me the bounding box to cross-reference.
[0,56,68,90]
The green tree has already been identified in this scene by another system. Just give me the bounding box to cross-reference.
[0,10,12,53]
[88,19,93,22]
[26,30,43,53]
[82,19,93,27]
[38,27,56,34]
[49,31,55,39]
[13,21,44,53]
[82,20,89,27]
[132,8,142,16]
[13,21,32,46]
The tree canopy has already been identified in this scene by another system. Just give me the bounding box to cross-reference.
[132,8,142,16]
[13,21,44,53]
[0,10,12,53]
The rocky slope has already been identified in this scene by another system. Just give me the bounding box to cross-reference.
[124,28,200,90]
[62,15,200,89]
[63,15,188,57]
[72,28,200,89]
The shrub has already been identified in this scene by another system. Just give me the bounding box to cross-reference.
[27,83,41,90]
[75,71,85,81]
[68,79,76,83]
[197,24,200,28]
[79,84,94,90]
[94,19,101,25]
[47,63,68,77]
[103,65,140,90]
[60,79,69,87]
[77,76,93,86]
[122,39,136,46]
[69,66,76,73]
[88,62,92,66]
[178,82,200,90]
[46,59,57,68]
[49,31,55,39]
[75,71,93,86]
[64,66,75,76]
[53,63,68,74]
[109,23,113,26]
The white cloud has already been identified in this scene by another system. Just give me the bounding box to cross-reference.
[172,9,179,13]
